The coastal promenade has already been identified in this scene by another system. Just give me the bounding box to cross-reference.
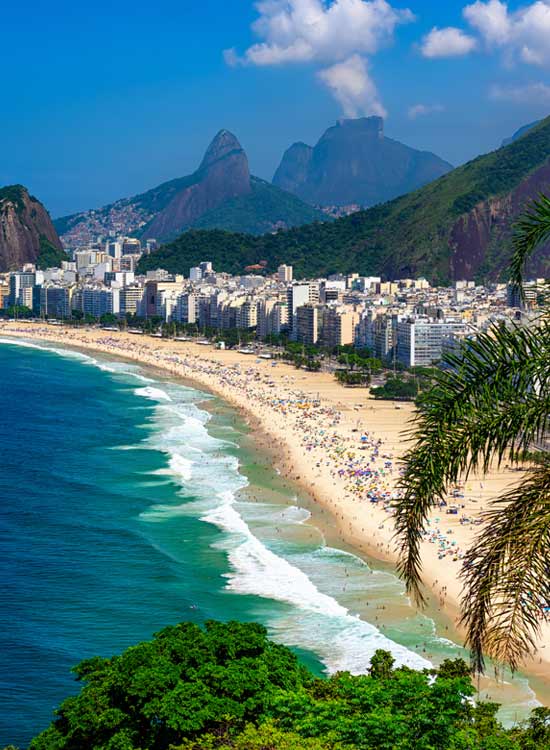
[2,321,548,687]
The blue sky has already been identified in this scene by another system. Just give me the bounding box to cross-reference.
[1,0,549,217]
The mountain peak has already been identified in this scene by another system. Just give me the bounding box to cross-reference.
[200,130,244,170]
[0,185,64,271]
[334,116,384,138]
[273,117,451,207]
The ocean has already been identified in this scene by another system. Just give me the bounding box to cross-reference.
[0,340,539,747]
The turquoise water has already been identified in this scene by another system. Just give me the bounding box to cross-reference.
[0,340,538,747]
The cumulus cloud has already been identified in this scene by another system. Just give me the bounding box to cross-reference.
[420,26,477,58]
[463,0,511,45]
[407,103,445,119]
[465,0,550,67]
[420,1,550,68]
[318,55,387,117]
[225,1,414,116]
[490,81,550,103]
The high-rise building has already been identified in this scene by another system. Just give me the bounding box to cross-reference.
[39,284,74,319]
[257,299,288,338]
[189,267,202,282]
[296,304,321,345]
[507,280,542,309]
[235,300,258,329]
[278,264,293,283]
[122,238,141,255]
[9,271,36,307]
[174,293,198,324]
[320,307,359,348]
[286,283,319,340]
[79,287,120,318]
[120,285,144,317]
[396,318,465,367]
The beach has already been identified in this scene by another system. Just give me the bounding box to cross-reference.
[2,320,549,692]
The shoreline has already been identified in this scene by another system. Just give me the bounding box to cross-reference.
[2,322,549,699]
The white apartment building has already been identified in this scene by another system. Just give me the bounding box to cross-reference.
[174,293,198,324]
[78,286,120,317]
[286,283,319,340]
[257,299,288,338]
[278,264,293,283]
[396,317,466,367]
[120,285,144,317]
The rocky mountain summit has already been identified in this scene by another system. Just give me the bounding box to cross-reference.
[0,186,65,272]
[55,132,325,245]
[273,117,453,208]
[142,116,550,282]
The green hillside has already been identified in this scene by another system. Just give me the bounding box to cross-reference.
[36,235,69,269]
[192,177,327,235]
[138,116,550,282]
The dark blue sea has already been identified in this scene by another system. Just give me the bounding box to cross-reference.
[0,339,537,747]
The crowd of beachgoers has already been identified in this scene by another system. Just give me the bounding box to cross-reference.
[2,325,478,568]
[3,322,549,673]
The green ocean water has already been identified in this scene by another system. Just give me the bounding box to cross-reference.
[0,339,540,748]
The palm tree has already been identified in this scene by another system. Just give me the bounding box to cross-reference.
[394,194,550,673]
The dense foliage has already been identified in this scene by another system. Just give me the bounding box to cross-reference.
[137,116,550,283]
[13,621,549,750]
[36,235,69,270]
[55,176,325,241]
[191,178,327,235]
[0,185,30,215]
[371,377,419,401]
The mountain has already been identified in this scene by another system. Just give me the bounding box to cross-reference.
[138,116,550,283]
[501,120,541,147]
[0,185,66,272]
[54,132,326,245]
[272,117,453,208]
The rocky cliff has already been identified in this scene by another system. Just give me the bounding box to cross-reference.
[0,186,64,272]
[449,158,550,279]
[273,117,453,208]
[141,130,252,240]
[55,132,326,244]
[140,115,550,282]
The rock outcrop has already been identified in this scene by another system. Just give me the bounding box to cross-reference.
[273,117,453,208]
[141,131,252,240]
[55,131,326,244]
[0,186,64,272]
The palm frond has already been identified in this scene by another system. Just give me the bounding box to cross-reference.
[460,462,550,673]
[394,321,550,602]
[510,193,550,293]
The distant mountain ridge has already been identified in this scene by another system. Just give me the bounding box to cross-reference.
[273,117,453,207]
[0,186,66,272]
[55,132,326,245]
[501,120,542,147]
[139,116,550,283]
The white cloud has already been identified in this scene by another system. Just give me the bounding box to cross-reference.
[408,103,445,119]
[420,27,477,58]
[463,0,511,45]
[225,1,414,116]
[489,81,550,103]
[465,0,550,67]
[421,1,550,68]
[318,55,387,117]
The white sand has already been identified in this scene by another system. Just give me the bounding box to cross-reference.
[2,321,548,686]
